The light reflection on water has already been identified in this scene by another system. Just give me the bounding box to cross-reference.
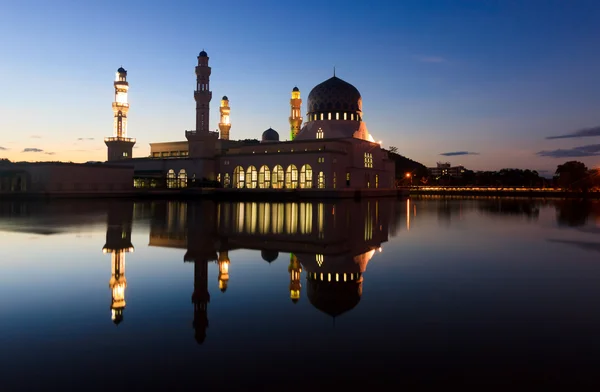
[0,197,599,389]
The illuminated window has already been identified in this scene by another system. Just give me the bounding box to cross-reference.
[167,169,176,188]
[123,152,128,157]
[178,169,187,188]
[333,172,337,189]
[375,174,379,188]
[224,173,231,188]
[285,165,298,188]
[320,113,324,121]
[328,112,331,120]
[346,172,350,187]
[318,171,325,188]
[344,113,347,120]
[233,166,245,188]
[364,153,373,168]
[300,164,313,188]
[336,112,339,120]
[246,166,258,188]
[272,165,284,189]
[258,165,271,188]
[351,114,354,121]
[316,254,324,267]
[316,128,324,139]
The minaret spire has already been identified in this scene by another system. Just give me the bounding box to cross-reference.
[333,66,336,77]
[289,87,303,140]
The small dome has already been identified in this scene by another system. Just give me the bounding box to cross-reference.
[199,50,208,57]
[117,67,127,75]
[261,249,279,263]
[222,95,228,101]
[261,128,280,143]
[292,86,300,92]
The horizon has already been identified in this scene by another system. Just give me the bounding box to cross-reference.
[2,0,600,173]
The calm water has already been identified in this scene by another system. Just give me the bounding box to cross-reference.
[1,197,600,389]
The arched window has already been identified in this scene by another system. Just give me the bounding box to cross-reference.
[316,128,324,139]
[167,169,176,188]
[318,171,325,188]
[258,165,271,189]
[224,173,231,188]
[233,166,245,188]
[178,169,187,188]
[300,164,313,188]
[285,164,298,189]
[272,165,284,189]
[246,166,258,188]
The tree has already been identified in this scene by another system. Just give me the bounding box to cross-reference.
[389,146,398,154]
[555,161,589,191]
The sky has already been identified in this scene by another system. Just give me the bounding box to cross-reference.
[1,0,600,173]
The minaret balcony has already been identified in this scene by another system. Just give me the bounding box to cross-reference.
[104,136,136,143]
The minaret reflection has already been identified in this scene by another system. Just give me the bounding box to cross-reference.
[289,253,302,303]
[184,201,217,345]
[102,201,134,325]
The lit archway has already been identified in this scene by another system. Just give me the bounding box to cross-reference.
[300,164,313,189]
[272,165,284,189]
[246,166,258,188]
[233,166,245,188]
[258,165,271,189]
[167,169,176,188]
[285,164,298,189]
[318,171,325,188]
[178,169,187,188]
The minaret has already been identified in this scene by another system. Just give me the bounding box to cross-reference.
[186,50,218,159]
[217,250,230,292]
[102,201,134,325]
[105,67,136,161]
[288,253,302,303]
[289,86,302,140]
[218,96,231,140]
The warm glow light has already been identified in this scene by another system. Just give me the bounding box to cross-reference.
[405,173,411,178]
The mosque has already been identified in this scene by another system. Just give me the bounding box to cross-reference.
[106,50,396,190]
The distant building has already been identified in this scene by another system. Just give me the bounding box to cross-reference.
[0,162,133,195]
[428,162,465,178]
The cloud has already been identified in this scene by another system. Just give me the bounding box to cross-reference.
[44,152,56,155]
[546,126,600,140]
[77,137,95,141]
[0,146,7,151]
[415,55,447,63]
[22,148,44,153]
[30,135,42,139]
[536,144,600,158]
[440,151,480,156]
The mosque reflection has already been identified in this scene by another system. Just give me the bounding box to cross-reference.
[140,199,393,343]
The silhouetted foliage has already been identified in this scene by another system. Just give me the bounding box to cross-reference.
[383,149,428,181]
[555,161,590,191]
[478,199,540,219]
[0,158,11,165]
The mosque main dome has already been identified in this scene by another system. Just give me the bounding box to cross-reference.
[307,76,362,117]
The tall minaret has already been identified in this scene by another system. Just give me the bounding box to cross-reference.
[218,96,231,140]
[105,67,136,162]
[289,86,302,140]
[102,201,134,325]
[288,253,302,303]
[186,50,218,160]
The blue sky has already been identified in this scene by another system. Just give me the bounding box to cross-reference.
[1,0,600,172]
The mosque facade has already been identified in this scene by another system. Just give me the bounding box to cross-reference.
[106,51,395,190]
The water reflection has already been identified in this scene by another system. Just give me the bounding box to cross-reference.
[144,199,394,342]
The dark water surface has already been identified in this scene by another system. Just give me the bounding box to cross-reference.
[1,197,600,390]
